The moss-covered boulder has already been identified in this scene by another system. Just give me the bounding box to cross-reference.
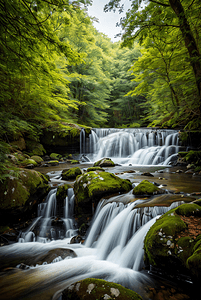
[144,203,201,279]
[74,171,132,205]
[21,158,38,168]
[30,155,43,164]
[73,171,132,230]
[93,158,115,167]
[62,167,82,180]
[0,169,50,225]
[133,180,165,196]
[50,153,62,160]
[62,278,142,300]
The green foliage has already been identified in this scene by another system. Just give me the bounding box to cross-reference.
[105,0,201,129]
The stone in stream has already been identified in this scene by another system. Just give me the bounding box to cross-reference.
[62,278,143,300]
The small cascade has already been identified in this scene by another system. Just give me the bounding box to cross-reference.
[80,128,180,165]
[18,188,77,243]
[85,199,184,270]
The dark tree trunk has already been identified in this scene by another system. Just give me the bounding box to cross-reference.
[169,0,201,112]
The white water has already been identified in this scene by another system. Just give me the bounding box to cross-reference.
[18,188,77,243]
[0,196,184,299]
[80,128,180,165]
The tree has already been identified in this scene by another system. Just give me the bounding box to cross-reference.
[105,0,201,128]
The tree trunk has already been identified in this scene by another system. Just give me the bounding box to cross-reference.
[169,0,201,112]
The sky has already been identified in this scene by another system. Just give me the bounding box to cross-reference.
[87,0,131,42]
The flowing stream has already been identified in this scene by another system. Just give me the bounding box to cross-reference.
[0,128,195,299]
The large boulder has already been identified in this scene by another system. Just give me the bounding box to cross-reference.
[62,278,142,300]
[144,203,201,280]
[74,171,132,205]
[0,169,50,225]
[73,171,132,230]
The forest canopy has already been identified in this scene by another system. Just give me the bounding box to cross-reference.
[0,0,200,164]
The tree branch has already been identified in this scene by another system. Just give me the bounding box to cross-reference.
[149,0,170,7]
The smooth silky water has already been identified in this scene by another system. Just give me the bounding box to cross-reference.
[0,128,199,299]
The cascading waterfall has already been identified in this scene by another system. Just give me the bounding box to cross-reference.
[18,188,77,243]
[1,183,186,300]
[80,128,180,165]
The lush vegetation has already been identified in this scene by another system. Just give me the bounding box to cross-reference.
[105,0,201,129]
[0,0,201,180]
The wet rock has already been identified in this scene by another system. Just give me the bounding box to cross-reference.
[61,278,143,300]
[0,169,50,226]
[144,203,201,280]
[70,235,83,244]
[36,248,77,265]
[56,184,72,202]
[62,167,82,180]
[133,180,165,196]
[142,172,154,177]
[47,160,59,166]
[73,171,132,229]
[30,155,43,164]
[93,158,115,167]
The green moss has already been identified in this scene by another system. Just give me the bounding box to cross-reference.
[133,180,162,195]
[195,166,201,172]
[62,278,142,300]
[74,171,132,204]
[30,156,43,164]
[56,184,72,201]
[144,209,187,266]
[21,159,38,167]
[186,245,201,277]
[185,150,201,164]
[0,169,49,210]
[70,160,79,164]
[94,158,115,167]
[176,237,195,263]
[62,167,82,180]
[0,226,10,234]
[87,167,105,172]
[50,153,62,160]
[47,160,59,166]
[175,203,201,217]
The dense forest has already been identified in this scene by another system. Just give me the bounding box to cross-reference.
[0,0,201,176]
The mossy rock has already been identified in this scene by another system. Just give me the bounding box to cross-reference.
[62,167,82,180]
[133,180,164,196]
[93,158,115,167]
[47,160,59,166]
[144,203,201,278]
[175,203,201,217]
[62,278,142,300]
[0,169,50,225]
[70,160,79,164]
[30,156,43,164]
[50,153,62,160]
[87,167,105,172]
[74,171,132,204]
[21,159,38,167]
[56,184,73,202]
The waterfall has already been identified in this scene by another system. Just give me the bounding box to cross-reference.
[18,188,77,243]
[1,186,185,300]
[80,128,180,165]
